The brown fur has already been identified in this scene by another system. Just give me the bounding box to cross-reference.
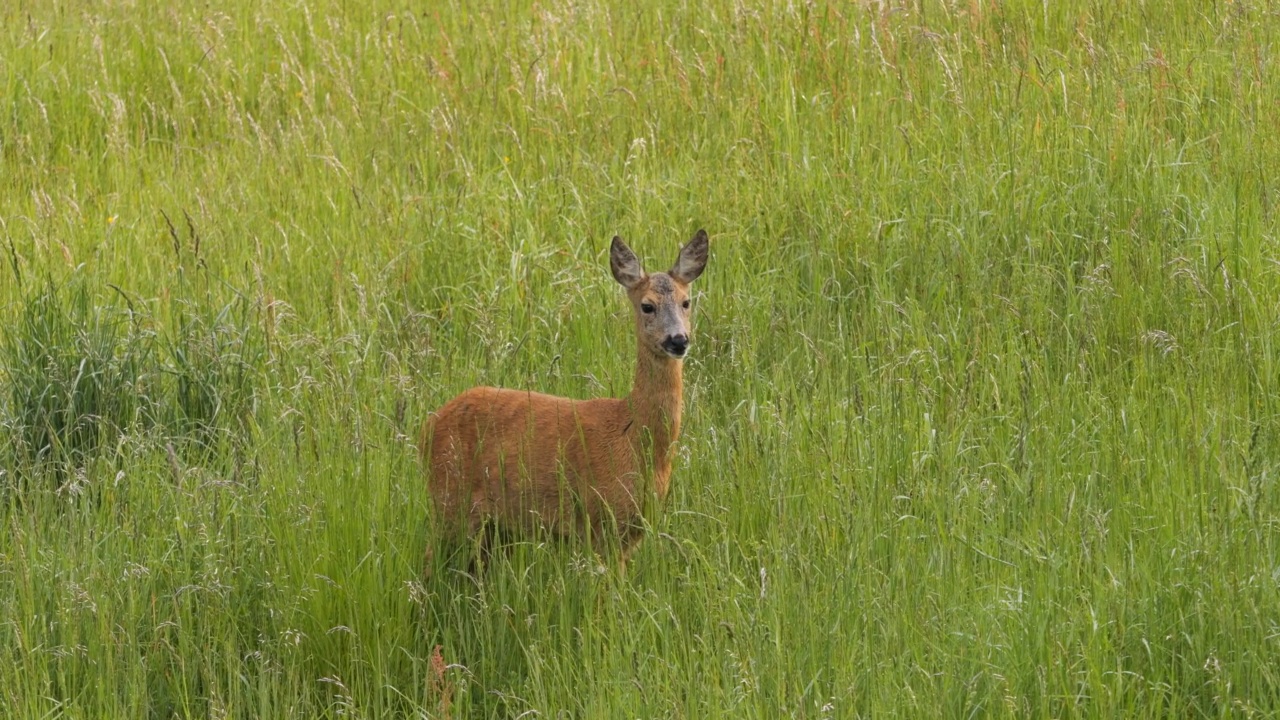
[421,231,708,573]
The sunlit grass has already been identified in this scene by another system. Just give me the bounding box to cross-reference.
[2,0,1279,717]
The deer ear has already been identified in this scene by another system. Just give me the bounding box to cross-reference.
[610,236,645,289]
[669,229,709,284]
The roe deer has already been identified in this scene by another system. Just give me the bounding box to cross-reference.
[421,230,709,574]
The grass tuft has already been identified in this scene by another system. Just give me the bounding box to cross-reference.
[2,281,156,473]
[162,295,265,455]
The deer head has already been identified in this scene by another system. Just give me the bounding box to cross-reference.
[611,229,709,359]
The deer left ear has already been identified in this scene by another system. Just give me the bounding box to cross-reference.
[669,229,709,284]
[610,236,645,289]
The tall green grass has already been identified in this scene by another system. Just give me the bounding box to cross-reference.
[2,0,1279,716]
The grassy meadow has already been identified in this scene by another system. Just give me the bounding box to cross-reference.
[3,0,1280,716]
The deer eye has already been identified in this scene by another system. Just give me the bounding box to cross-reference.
[641,303,655,314]
[682,300,690,309]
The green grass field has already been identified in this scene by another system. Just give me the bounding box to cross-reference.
[3,1,1279,716]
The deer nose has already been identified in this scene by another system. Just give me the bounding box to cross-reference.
[663,334,690,357]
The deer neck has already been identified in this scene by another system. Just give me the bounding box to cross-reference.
[628,348,684,481]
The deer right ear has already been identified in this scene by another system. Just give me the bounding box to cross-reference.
[669,229,709,284]
[610,236,645,289]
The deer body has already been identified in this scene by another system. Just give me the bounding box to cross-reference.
[422,231,708,569]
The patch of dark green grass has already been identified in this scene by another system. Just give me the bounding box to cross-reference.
[1,279,266,488]
[2,281,157,474]
[161,294,266,457]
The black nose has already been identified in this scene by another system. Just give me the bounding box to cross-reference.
[663,334,689,356]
